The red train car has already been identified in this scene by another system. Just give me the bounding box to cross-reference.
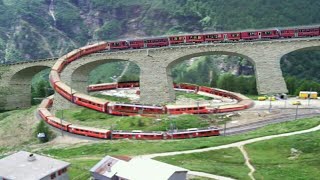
[185,35,205,43]
[112,130,164,140]
[117,81,140,89]
[129,40,145,49]
[108,103,165,116]
[169,36,185,45]
[144,38,169,48]
[54,82,76,101]
[73,92,108,112]
[79,42,108,57]
[47,116,72,131]
[204,33,224,42]
[297,28,319,37]
[225,32,241,41]
[177,83,199,92]
[166,104,209,115]
[87,83,118,92]
[38,97,53,109]
[49,70,61,86]
[51,56,68,73]
[260,30,280,39]
[280,29,296,38]
[240,31,259,40]
[107,41,130,50]
[64,49,81,63]
[167,127,220,139]
[38,108,52,121]
[198,86,214,94]
[69,125,110,139]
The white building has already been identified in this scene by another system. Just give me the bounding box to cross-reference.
[90,156,188,180]
[0,151,70,180]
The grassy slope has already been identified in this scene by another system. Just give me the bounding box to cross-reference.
[155,148,250,180]
[55,107,210,131]
[156,118,320,180]
[246,131,320,180]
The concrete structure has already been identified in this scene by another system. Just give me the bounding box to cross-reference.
[0,58,56,110]
[0,38,319,110]
[90,155,187,180]
[0,151,70,180]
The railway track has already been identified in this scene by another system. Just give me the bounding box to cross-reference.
[225,112,320,136]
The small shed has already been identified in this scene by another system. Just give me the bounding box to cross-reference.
[90,156,188,180]
[0,151,70,180]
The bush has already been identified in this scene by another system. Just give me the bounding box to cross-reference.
[34,120,55,143]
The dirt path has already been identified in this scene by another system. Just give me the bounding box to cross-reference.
[141,124,320,180]
[239,146,255,180]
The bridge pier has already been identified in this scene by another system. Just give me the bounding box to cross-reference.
[0,84,32,110]
[139,62,175,105]
[251,53,288,95]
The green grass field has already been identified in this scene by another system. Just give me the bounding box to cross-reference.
[246,130,320,180]
[155,148,251,180]
[155,119,320,180]
[55,107,211,131]
[175,91,213,100]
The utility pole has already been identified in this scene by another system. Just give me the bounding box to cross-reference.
[268,94,272,112]
[60,110,64,136]
[295,104,299,120]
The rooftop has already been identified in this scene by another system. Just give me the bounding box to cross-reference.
[0,151,70,180]
[91,155,187,180]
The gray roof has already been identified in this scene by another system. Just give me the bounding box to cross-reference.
[0,151,70,180]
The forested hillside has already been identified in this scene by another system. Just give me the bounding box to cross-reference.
[0,0,319,96]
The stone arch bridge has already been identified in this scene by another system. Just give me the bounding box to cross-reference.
[0,38,319,110]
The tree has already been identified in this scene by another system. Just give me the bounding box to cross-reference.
[34,120,55,143]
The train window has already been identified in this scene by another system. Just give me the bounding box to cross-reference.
[248,32,255,36]
[263,31,272,35]
[231,33,239,37]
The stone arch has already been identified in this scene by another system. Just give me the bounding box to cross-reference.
[167,51,257,93]
[7,65,51,109]
[68,58,140,93]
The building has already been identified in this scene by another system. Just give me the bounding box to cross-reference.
[299,91,318,99]
[90,156,188,180]
[0,151,70,180]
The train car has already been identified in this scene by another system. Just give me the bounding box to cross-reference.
[79,42,108,56]
[240,31,260,40]
[225,32,241,41]
[167,127,220,139]
[108,103,165,116]
[198,86,214,94]
[68,124,111,139]
[51,56,68,73]
[54,82,76,101]
[217,104,245,113]
[203,33,224,42]
[260,30,280,39]
[38,108,52,121]
[144,37,169,48]
[87,83,118,92]
[129,40,145,49]
[177,83,199,92]
[297,27,319,37]
[169,36,185,45]
[64,49,81,63]
[117,81,140,89]
[73,92,108,112]
[280,29,296,38]
[107,41,130,50]
[49,70,61,86]
[112,130,164,140]
[47,116,72,131]
[38,97,54,109]
[185,35,205,43]
[166,104,209,115]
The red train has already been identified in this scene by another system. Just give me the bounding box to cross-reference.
[104,26,319,50]
[37,101,220,140]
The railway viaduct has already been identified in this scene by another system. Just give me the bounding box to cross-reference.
[0,37,319,110]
